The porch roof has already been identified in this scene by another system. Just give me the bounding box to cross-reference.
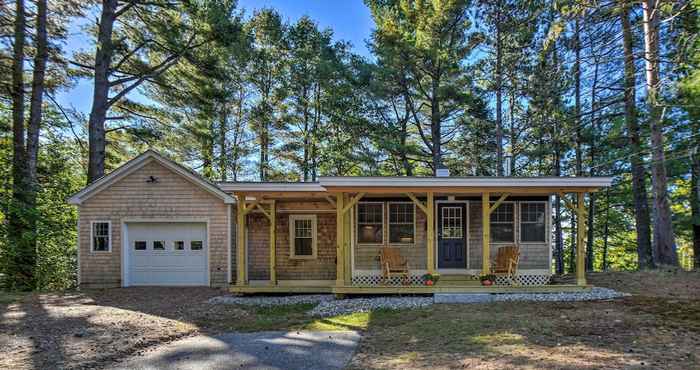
[217,176,613,196]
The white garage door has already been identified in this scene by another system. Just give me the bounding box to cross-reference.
[126,222,208,286]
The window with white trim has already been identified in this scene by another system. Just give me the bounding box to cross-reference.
[174,241,185,250]
[389,203,415,244]
[289,215,317,258]
[91,222,111,252]
[357,203,383,244]
[520,202,546,242]
[490,203,514,242]
[134,241,147,250]
[153,240,165,250]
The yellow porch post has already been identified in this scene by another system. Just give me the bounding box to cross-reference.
[336,193,345,286]
[426,192,435,274]
[343,194,352,284]
[482,192,490,275]
[269,200,276,286]
[235,193,247,286]
[576,192,587,286]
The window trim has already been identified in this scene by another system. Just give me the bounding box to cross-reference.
[289,214,318,259]
[387,202,416,245]
[356,201,385,245]
[90,220,112,253]
[489,201,515,243]
[519,201,548,244]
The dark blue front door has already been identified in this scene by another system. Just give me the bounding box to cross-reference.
[437,203,467,268]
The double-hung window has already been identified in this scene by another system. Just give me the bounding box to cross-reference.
[91,221,111,252]
[289,215,317,258]
[389,203,415,244]
[490,203,514,243]
[357,203,383,244]
[520,203,546,242]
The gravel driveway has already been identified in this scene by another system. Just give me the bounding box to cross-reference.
[110,331,361,370]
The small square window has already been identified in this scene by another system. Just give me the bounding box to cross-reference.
[153,241,165,250]
[191,241,203,250]
[134,241,147,250]
[174,241,185,250]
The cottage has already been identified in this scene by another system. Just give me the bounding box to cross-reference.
[68,150,612,294]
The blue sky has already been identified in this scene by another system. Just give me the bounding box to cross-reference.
[56,0,374,115]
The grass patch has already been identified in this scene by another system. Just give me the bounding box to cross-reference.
[0,291,30,305]
[305,312,371,331]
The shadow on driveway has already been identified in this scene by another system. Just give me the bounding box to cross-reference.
[110,331,361,370]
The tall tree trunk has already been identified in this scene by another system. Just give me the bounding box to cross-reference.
[574,17,582,178]
[509,90,517,175]
[302,88,310,181]
[495,5,503,176]
[586,60,599,272]
[642,0,678,266]
[430,77,441,174]
[27,0,47,185]
[620,0,654,269]
[87,0,119,183]
[218,106,228,181]
[8,0,34,290]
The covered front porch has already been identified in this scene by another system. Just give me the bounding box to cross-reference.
[228,176,612,295]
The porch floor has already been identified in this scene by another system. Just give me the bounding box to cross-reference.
[228,283,591,295]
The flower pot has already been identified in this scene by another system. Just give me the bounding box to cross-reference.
[481,280,493,286]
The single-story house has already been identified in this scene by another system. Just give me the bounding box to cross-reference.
[68,150,612,294]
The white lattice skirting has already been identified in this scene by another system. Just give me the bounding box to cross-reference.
[351,273,552,286]
[495,274,552,286]
[351,274,426,286]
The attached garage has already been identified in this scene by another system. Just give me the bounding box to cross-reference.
[124,222,209,286]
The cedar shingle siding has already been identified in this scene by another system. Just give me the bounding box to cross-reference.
[78,160,230,288]
[246,201,337,281]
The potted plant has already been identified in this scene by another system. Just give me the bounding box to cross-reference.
[422,273,440,286]
[479,274,496,286]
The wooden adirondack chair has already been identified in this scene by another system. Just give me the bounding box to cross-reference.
[491,246,520,285]
[379,247,410,285]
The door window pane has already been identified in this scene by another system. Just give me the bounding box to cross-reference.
[153,241,165,250]
[442,207,463,239]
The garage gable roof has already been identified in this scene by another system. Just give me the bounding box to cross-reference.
[67,150,235,205]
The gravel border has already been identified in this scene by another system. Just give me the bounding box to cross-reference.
[208,288,629,316]
[492,287,630,302]
[207,294,334,307]
[309,296,433,317]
